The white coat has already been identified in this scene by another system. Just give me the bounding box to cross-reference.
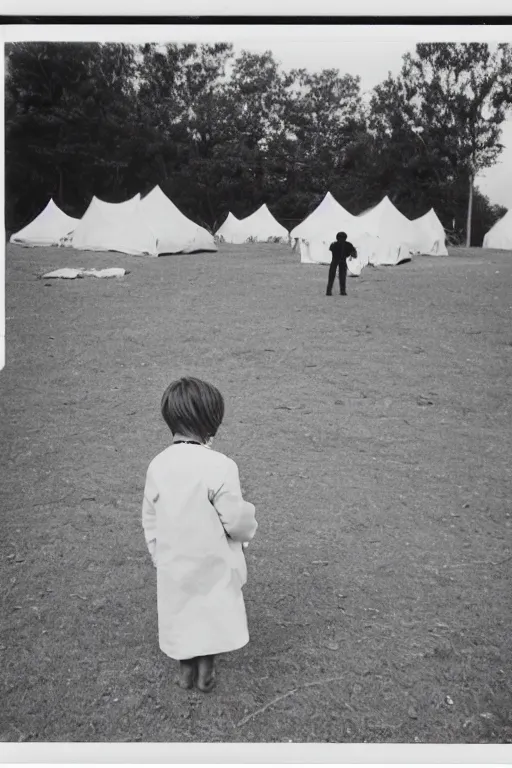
[142,443,258,660]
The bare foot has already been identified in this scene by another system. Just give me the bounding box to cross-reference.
[197,655,216,693]
[177,659,196,689]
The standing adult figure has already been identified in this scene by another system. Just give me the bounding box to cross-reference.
[326,231,357,296]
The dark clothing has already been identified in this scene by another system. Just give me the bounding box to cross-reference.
[327,258,347,295]
[326,239,356,295]
[329,240,356,263]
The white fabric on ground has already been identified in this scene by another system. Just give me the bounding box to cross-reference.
[82,268,127,278]
[42,268,84,279]
[43,267,127,279]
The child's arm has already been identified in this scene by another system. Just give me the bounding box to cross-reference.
[142,470,158,566]
[211,459,257,543]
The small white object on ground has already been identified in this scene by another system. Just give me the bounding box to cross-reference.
[42,267,127,279]
[82,268,127,278]
[42,268,83,279]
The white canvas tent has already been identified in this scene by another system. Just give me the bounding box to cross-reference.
[69,188,217,256]
[236,204,289,243]
[483,209,512,250]
[290,192,355,243]
[215,212,246,244]
[355,196,415,265]
[10,199,79,247]
[412,209,448,255]
[290,191,354,263]
[70,194,158,256]
[290,192,372,275]
[140,186,217,254]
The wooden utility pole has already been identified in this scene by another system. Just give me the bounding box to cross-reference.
[466,171,474,248]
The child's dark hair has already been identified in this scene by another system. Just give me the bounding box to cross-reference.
[161,377,225,442]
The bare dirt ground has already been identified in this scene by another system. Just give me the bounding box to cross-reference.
[1,242,511,743]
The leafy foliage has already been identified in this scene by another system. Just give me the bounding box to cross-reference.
[369,43,512,243]
[5,41,512,243]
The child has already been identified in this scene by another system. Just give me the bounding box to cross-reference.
[142,376,258,692]
[326,231,357,296]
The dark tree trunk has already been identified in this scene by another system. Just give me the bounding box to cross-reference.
[466,172,474,247]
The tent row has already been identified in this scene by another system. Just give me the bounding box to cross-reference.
[289,192,448,269]
[217,196,512,255]
[218,194,448,267]
[10,187,217,256]
[11,186,449,263]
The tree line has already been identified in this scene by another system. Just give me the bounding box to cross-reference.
[5,41,512,245]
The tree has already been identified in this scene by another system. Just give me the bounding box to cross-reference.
[6,40,511,242]
[5,42,139,231]
[369,73,451,215]
[280,67,364,212]
[221,51,292,218]
[137,43,235,226]
[402,43,512,246]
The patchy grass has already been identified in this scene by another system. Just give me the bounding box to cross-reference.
[0,242,511,743]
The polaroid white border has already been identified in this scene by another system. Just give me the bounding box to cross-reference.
[2,11,512,762]
[3,24,512,45]
[0,0,511,15]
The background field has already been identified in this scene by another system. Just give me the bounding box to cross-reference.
[1,242,511,743]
